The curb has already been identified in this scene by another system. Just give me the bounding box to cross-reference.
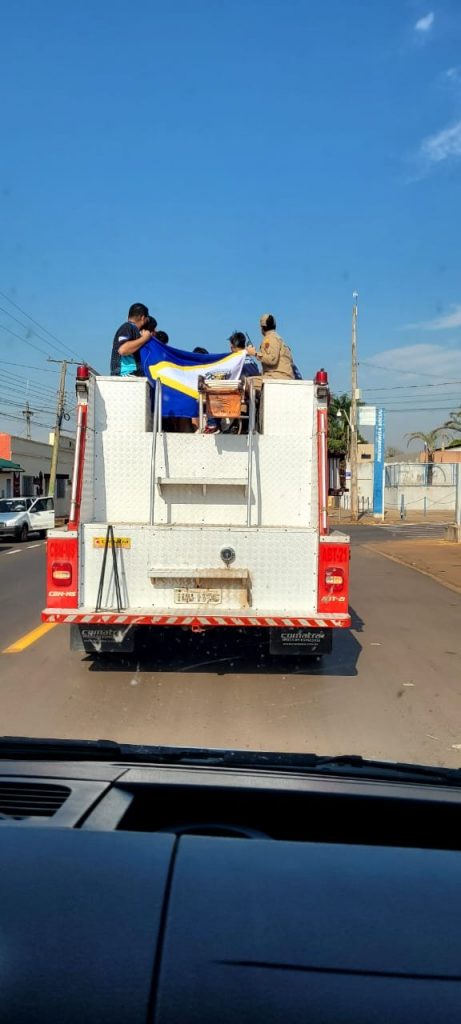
[362,544,461,597]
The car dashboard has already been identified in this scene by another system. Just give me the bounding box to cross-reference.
[0,754,460,1022]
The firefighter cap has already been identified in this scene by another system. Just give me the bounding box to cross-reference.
[260,312,276,329]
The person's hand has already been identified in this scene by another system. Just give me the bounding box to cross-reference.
[140,328,152,341]
[247,344,257,356]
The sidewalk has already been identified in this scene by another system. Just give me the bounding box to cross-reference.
[329,509,453,526]
[363,536,461,595]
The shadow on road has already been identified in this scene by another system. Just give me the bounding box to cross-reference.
[86,612,363,678]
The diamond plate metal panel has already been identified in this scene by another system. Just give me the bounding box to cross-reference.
[260,380,315,437]
[93,433,152,523]
[94,377,153,434]
[81,524,319,614]
[154,435,315,528]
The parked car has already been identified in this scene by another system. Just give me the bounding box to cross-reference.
[0,497,55,542]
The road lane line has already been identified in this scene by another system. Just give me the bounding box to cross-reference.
[28,543,41,549]
[6,549,20,556]
[3,622,57,654]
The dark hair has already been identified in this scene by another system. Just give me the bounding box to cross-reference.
[128,302,149,319]
[228,331,246,349]
[193,346,208,354]
[261,314,276,333]
[155,330,169,344]
[144,316,158,333]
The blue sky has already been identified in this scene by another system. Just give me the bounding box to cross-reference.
[1,0,461,446]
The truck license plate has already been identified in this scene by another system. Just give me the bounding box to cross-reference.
[174,588,222,605]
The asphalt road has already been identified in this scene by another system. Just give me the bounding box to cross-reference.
[0,526,460,768]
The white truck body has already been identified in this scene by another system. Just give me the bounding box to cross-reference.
[43,370,350,654]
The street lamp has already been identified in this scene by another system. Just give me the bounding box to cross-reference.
[336,407,353,454]
[336,408,352,429]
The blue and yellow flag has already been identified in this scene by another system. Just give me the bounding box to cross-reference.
[140,339,245,417]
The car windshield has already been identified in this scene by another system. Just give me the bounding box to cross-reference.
[0,500,27,513]
[0,0,460,776]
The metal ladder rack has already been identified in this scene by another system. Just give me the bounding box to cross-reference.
[149,379,258,527]
[95,524,123,612]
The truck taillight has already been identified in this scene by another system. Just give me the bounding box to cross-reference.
[52,562,73,585]
[324,567,344,591]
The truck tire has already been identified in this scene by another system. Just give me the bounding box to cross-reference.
[18,523,29,543]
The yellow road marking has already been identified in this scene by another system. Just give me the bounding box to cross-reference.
[3,621,57,654]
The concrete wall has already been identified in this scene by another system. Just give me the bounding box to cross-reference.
[340,461,374,510]
[385,462,457,487]
[385,485,455,513]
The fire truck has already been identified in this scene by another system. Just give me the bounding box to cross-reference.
[42,365,351,657]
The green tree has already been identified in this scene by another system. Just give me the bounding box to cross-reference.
[328,393,351,456]
[328,393,365,456]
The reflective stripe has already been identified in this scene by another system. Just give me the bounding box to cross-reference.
[42,611,350,628]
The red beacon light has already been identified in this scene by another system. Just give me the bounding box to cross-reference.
[315,368,328,385]
[76,364,90,381]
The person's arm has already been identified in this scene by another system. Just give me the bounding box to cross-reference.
[248,336,281,368]
[118,329,151,356]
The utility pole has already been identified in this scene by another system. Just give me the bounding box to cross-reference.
[350,291,359,521]
[22,401,34,440]
[47,359,68,498]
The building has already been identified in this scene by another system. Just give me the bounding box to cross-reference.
[0,434,75,517]
[419,446,461,464]
[358,442,374,461]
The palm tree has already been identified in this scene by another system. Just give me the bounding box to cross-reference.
[328,393,366,456]
[443,408,461,439]
[406,428,451,485]
[328,394,351,456]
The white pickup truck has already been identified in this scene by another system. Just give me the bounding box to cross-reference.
[0,497,55,542]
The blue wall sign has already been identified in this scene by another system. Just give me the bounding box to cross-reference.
[373,408,385,516]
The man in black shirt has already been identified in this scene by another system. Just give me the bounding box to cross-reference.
[110,302,151,376]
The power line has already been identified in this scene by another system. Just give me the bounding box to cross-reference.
[0,322,50,358]
[1,373,58,396]
[1,360,57,373]
[0,409,52,429]
[359,359,452,379]
[376,396,461,407]
[1,369,58,393]
[0,397,55,414]
[384,406,459,414]
[0,380,58,403]
[0,289,81,360]
[361,380,461,393]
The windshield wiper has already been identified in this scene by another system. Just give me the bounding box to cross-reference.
[0,737,459,786]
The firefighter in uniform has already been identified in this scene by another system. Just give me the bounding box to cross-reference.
[247,313,295,388]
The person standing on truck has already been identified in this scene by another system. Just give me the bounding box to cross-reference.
[110,303,151,376]
[246,314,294,386]
[229,331,260,381]
[155,330,169,345]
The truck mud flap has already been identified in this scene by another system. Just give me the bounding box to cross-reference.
[269,627,332,656]
[71,624,135,654]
